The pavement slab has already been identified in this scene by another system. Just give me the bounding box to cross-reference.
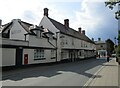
[85,58,118,87]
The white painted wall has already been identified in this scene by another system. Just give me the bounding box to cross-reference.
[60,33,95,50]
[39,16,59,36]
[23,49,56,65]
[2,48,16,67]
[10,19,27,40]
[1,37,28,46]
[56,32,61,61]
[40,16,96,59]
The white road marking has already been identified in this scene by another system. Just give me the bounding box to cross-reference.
[83,65,105,87]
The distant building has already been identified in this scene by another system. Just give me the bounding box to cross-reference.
[95,38,107,58]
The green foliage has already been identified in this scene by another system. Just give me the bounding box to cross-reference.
[118,30,120,44]
[105,0,120,19]
[116,44,120,57]
[105,0,120,9]
[115,10,120,19]
[106,39,115,55]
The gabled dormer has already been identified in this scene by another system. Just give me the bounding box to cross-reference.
[30,26,44,38]
[43,28,54,40]
[1,19,35,40]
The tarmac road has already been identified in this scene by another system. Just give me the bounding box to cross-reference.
[2,58,106,86]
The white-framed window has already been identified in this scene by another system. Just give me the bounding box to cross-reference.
[65,39,68,44]
[34,49,45,60]
[36,31,43,38]
[61,51,68,59]
[51,50,56,59]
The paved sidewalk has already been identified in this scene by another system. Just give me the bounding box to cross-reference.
[85,58,119,87]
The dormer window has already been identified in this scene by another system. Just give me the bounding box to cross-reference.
[30,26,44,38]
[43,28,54,40]
[49,34,53,40]
[36,31,42,38]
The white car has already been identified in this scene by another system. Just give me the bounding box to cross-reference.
[111,54,116,57]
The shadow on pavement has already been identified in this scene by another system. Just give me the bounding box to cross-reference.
[102,64,118,66]
[2,58,106,81]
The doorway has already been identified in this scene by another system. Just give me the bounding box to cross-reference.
[16,48,23,67]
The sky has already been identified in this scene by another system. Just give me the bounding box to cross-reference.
[0,0,118,43]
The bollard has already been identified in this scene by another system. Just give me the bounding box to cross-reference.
[107,56,109,62]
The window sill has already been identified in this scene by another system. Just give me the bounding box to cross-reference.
[51,57,56,59]
[34,58,46,60]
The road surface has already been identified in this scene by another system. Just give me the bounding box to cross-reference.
[2,58,107,86]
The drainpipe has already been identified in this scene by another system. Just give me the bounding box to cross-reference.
[56,32,59,62]
[48,39,56,48]
[47,34,58,62]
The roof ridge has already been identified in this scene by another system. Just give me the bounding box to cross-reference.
[2,22,13,33]
[21,20,33,26]
[48,17,75,31]
[48,17,95,44]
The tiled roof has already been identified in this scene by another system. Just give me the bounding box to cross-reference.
[2,22,13,33]
[95,41,106,44]
[2,19,35,36]
[48,17,95,44]
[18,20,33,34]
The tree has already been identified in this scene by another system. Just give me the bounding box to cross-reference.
[105,0,120,19]
[106,39,115,56]
[105,0,120,64]
[105,0,120,44]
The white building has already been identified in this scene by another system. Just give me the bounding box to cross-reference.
[95,38,107,58]
[1,19,56,67]
[40,8,96,62]
[0,8,96,67]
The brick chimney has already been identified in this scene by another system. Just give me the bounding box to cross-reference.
[78,27,81,33]
[82,30,85,35]
[98,38,101,41]
[92,38,94,41]
[64,19,69,28]
[0,19,2,26]
[44,8,49,17]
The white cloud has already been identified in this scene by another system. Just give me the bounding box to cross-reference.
[0,0,115,33]
[0,0,51,24]
[0,0,69,25]
[70,0,103,33]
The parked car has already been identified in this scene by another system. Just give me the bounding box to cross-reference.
[111,54,116,57]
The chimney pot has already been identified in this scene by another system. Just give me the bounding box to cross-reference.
[98,38,101,41]
[44,8,49,17]
[92,38,94,41]
[82,30,85,35]
[64,19,69,28]
[78,27,81,33]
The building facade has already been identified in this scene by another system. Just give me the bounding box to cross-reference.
[0,8,96,67]
[95,38,107,58]
[40,8,96,62]
[1,19,56,67]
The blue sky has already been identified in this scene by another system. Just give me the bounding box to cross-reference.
[0,0,118,43]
